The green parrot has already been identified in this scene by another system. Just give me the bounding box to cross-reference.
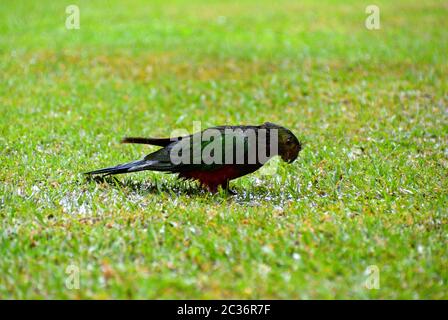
[85,122,301,193]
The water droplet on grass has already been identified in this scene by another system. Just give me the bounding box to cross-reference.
[292,253,301,261]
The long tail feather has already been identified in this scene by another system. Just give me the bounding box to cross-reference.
[84,159,175,175]
[84,160,149,175]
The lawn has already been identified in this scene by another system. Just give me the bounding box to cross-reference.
[0,0,447,299]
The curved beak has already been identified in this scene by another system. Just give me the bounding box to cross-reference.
[282,153,297,164]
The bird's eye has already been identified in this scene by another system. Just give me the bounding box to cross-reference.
[286,137,292,144]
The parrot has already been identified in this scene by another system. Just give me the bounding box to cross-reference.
[85,122,301,193]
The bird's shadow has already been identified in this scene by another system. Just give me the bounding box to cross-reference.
[85,174,283,204]
[86,174,229,199]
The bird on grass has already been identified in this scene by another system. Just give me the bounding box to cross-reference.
[85,122,301,193]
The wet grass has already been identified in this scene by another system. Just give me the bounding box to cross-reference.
[0,0,447,299]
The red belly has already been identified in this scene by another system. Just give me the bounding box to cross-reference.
[179,165,243,192]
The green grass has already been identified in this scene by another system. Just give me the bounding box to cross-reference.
[0,0,447,299]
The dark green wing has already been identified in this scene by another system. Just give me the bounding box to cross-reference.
[143,128,257,172]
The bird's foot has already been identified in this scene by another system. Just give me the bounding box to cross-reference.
[204,182,236,196]
[225,188,237,196]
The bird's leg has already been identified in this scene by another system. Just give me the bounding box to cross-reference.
[223,180,237,195]
[206,183,219,193]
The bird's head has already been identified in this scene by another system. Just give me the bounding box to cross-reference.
[261,122,302,164]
